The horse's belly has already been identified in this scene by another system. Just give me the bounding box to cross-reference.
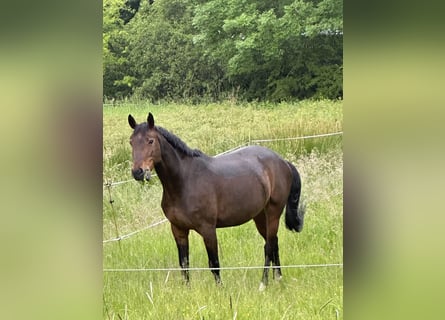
[216,204,264,227]
[215,186,266,227]
[215,212,258,228]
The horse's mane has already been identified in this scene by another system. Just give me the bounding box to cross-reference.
[157,126,204,158]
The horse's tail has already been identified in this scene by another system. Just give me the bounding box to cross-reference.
[285,161,306,232]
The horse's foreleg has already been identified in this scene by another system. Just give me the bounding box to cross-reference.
[201,228,221,284]
[171,224,190,283]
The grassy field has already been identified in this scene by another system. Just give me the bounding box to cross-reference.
[103,100,343,319]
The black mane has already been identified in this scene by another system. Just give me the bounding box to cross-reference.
[157,126,204,157]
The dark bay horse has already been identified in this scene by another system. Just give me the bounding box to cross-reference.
[128,112,305,289]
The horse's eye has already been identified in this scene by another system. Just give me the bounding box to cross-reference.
[148,139,154,145]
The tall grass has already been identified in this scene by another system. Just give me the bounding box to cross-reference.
[103,100,342,181]
[103,100,343,319]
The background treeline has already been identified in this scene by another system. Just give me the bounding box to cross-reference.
[103,0,343,102]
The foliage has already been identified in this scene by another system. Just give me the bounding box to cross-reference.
[103,0,343,102]
[194,0,343,101]
[103,0,133,99]
[119,0,142,24]
[124,0,226,102]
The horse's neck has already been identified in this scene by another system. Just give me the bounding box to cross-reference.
[155,139,190,196]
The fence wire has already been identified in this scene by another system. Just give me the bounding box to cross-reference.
[104,263,343,273]
[103,219,168,243]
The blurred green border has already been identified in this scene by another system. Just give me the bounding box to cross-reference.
[1,0,445,319]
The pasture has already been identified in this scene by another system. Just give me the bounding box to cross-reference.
[103,100,343,319]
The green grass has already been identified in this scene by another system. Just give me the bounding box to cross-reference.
[103,100,343,319]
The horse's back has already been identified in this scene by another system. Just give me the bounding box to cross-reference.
[214,145,291,181]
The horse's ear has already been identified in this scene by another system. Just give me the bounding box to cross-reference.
[128,114,137,129]
[147,112,155,129]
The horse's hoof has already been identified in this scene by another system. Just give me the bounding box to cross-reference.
[259,282,267,291]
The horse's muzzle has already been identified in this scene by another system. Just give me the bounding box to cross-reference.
[132,168,151,181]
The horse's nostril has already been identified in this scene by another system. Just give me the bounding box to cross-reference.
[132,168,144,181]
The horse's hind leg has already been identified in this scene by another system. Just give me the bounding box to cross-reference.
[270,236,282,280]
[254,212,270,289]
[171,224,190,283]
[254,210,282,290]
[264,232,282,283]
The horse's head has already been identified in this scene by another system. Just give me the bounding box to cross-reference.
[128,112,161,181]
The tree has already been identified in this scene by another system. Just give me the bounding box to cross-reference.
[193,0,343,101]
[103,0,135,99]
[119,0,142,24]
[125,0,226,101]
[103,0,343,101]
